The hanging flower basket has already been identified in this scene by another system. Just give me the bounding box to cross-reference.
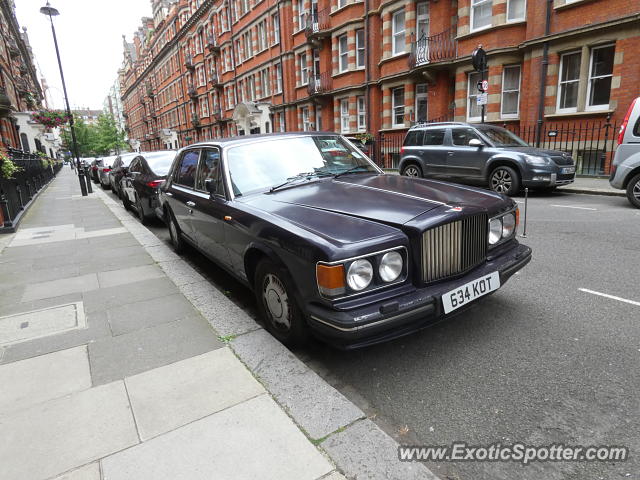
[31,110,71,129]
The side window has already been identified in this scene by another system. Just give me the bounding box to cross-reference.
[175,150,200,188]
[195,148,223,194]
[423,129,446,146]
[404,130,424,146]
[451,128,482,146]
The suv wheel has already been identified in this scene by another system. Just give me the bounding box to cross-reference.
[626,173,640,209]
[401,164,423,178]
[254,259,309,347]
[490,166,520,196]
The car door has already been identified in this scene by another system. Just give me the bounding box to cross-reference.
[419,128,448,177]
[123,157,142,204]
[190,147,233,267]
[446,127,492,179]
[166,149,201,242]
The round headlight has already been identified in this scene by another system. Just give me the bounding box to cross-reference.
[379,251,403,283]
[489,218,503,245]
[347,259,373,291]
[502,213,516,238]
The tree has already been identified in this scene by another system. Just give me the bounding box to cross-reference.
[60,115,97,157]
[94,114,127,155]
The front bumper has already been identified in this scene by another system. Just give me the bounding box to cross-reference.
[306,243,532,349]
[522,166,575,188]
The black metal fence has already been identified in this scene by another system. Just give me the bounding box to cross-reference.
[0,151,62,231]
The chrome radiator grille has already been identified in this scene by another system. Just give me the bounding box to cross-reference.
[421,214,488,283]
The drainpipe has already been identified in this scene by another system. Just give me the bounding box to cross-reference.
[535,0,553,147]
[364,0,370,133]
[276,0,287,131]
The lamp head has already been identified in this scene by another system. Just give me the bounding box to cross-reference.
[40,2,60,16]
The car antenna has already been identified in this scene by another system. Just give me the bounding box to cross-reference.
[521,187,529,238]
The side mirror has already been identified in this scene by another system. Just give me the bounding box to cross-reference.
[204,178,217,195]
[469,138,484,148]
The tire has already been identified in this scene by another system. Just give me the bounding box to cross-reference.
[401,163,423,178]
[136,195,148,225]
[166,208,184,253]
[122,191,132,211]
[254,259,310,347]
[489,166,520,196]
[626,173,640,209]
[101,180,110,190]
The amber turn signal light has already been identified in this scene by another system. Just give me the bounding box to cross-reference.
[316,264,346,297]
[515,207,520,228]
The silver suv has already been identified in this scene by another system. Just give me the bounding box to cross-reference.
[609,97,640,208]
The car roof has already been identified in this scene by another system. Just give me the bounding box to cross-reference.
[185,131,341,149]
[409,122,469,130]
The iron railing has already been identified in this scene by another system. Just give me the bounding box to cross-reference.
[409,28,458,69]
[305,8,330,37]
[308,73,332,96]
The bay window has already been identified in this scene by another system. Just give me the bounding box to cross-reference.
[471,0,492,31]
[392,10,405,55]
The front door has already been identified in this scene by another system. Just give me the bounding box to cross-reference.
[447,127,491,179]
[166,149,201,242]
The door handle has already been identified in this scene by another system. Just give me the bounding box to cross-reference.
[165,192,173,197]
[188,209,193,215]
[186,201,196,207]
[447,152,454,156]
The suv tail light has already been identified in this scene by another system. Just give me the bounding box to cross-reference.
[618,97,638,145]
[400,147,405,154]
[146,180,163,188]
[91,166,98,171]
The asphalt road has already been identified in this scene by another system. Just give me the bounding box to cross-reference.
[121,185,640,480]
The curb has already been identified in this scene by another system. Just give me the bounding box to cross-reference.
[92,187,438,480]
[559,187,626,197]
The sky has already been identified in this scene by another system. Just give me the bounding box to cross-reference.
[14,0,153,111]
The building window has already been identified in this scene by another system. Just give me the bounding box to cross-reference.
[501,65,521,118]
[248,76,256,101]
[392,10,406,55]
[337,0,347,8]
[302,107,311,131]
[300,53,309,85]
[467,71,482,121]
[356,29,365,68]
[507,0,525,22]
[415,83,428,122]
[275,63,283,93]
[557,51,581,113]
[201,96,209,117]
[338,35,348,72]
[416,2,429,39]
[297,0,306,30]
[279,111,285,132]
[357,96,366,131]
[587,44,614,111]
[392,87,405,127]
[471,0,492,31]
[340,99,350,133]
[261,69,270,97]
[272,13,280,45]
[257,21,267,51]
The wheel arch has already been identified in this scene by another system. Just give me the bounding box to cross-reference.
[486,158,524,181]
[622,165,640,189]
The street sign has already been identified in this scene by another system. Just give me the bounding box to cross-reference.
[482,80,489,92]
[476,93,488,106]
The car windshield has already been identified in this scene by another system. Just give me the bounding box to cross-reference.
[144,151,175,175]
[226,135,378,196]
[475,126,529,147]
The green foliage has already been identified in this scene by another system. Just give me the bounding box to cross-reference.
[59,113,126,157]
[0,151,21,179]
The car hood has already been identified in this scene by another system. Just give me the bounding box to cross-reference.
[243,174,503,226]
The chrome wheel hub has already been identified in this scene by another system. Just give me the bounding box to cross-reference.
[404,166,420,177]
[633,181,640,200]
[491,170,512,194]
[263,273,290,329]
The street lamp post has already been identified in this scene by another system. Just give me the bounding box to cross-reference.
[40,2,87,196]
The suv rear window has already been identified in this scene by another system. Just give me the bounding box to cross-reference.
[424,129,446,146]
[404,130,425,146]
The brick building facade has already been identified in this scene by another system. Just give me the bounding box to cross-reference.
[120,0,639,172]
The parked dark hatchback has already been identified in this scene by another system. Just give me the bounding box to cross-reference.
[399,123,576,196]
[159,133,532,349]
[121,150,176,224]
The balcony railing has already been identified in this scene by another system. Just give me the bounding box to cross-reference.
[307,73,332,96]
[188,85,197,98]
[212,108,222,121]
[207,35,220,54]
[185,54,195,69]
[305,8,330,38]
[409,28,457,69]
[209,73,221,87]
[191,114,201,128]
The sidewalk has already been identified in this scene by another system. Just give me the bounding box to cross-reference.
[0,168,436,480]
[560,176,625,197]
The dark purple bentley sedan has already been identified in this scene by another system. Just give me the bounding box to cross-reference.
[159,133,532,349]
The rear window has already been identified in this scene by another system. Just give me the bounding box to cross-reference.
[424,129,446,146]
[175,150,200,187]
[404,130,425,146]
[145,151,176,176]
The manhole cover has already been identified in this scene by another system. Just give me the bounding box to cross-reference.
[0,302,86,346]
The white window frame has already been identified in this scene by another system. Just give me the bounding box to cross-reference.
[586,44,615,112]
[357,96,366,132]
[392,10,406,56]
[556,50,581,114]
[300,53,309,85]
[302,107,311,131]
[470,0,493,32]
[415,83,428,123]
[338,35,348,73]
[201,96,209,117]
[279,111,285,132]
[261,69,270,97]
[467,72,482,122]
[356,29,365,69]
[297,0,306,31]
[506,0,526,22]
[392,87,405,127]
[501,65,521,119]
[275,63,283,93]
[272,13,280,45]
[340,99,350,133]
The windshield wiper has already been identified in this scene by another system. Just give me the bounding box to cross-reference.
[269,171,332,193]
[332,165,371,179]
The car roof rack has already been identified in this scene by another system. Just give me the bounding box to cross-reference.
[409,122,468,129]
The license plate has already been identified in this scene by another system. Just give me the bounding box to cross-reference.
[442,272,501,314]
[562,167,575,174]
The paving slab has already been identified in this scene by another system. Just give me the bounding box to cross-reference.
[21,273,99,302]
[88,316,223,385]
[82,277,178,314]
[0,381,138,480]
[0,345,91,415]
[101,394,333,480]
[322,419,437,480]
[52,462,100,480]
[97,264,164,288]
[125,348,265,440]
[231,329,364,440]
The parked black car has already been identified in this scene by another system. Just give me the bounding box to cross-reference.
[121,150,176,224]
[89,158,104,183]
[109,152,139,199]
[399,122,576,196]
[159,133,531,349]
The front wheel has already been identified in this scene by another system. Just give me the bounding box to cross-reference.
[401,164,423,178]
[254,259,309,347]
[136,195,148,225]
[626,174,640,209]
[489,166,520,196]
[166,208,184,253]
